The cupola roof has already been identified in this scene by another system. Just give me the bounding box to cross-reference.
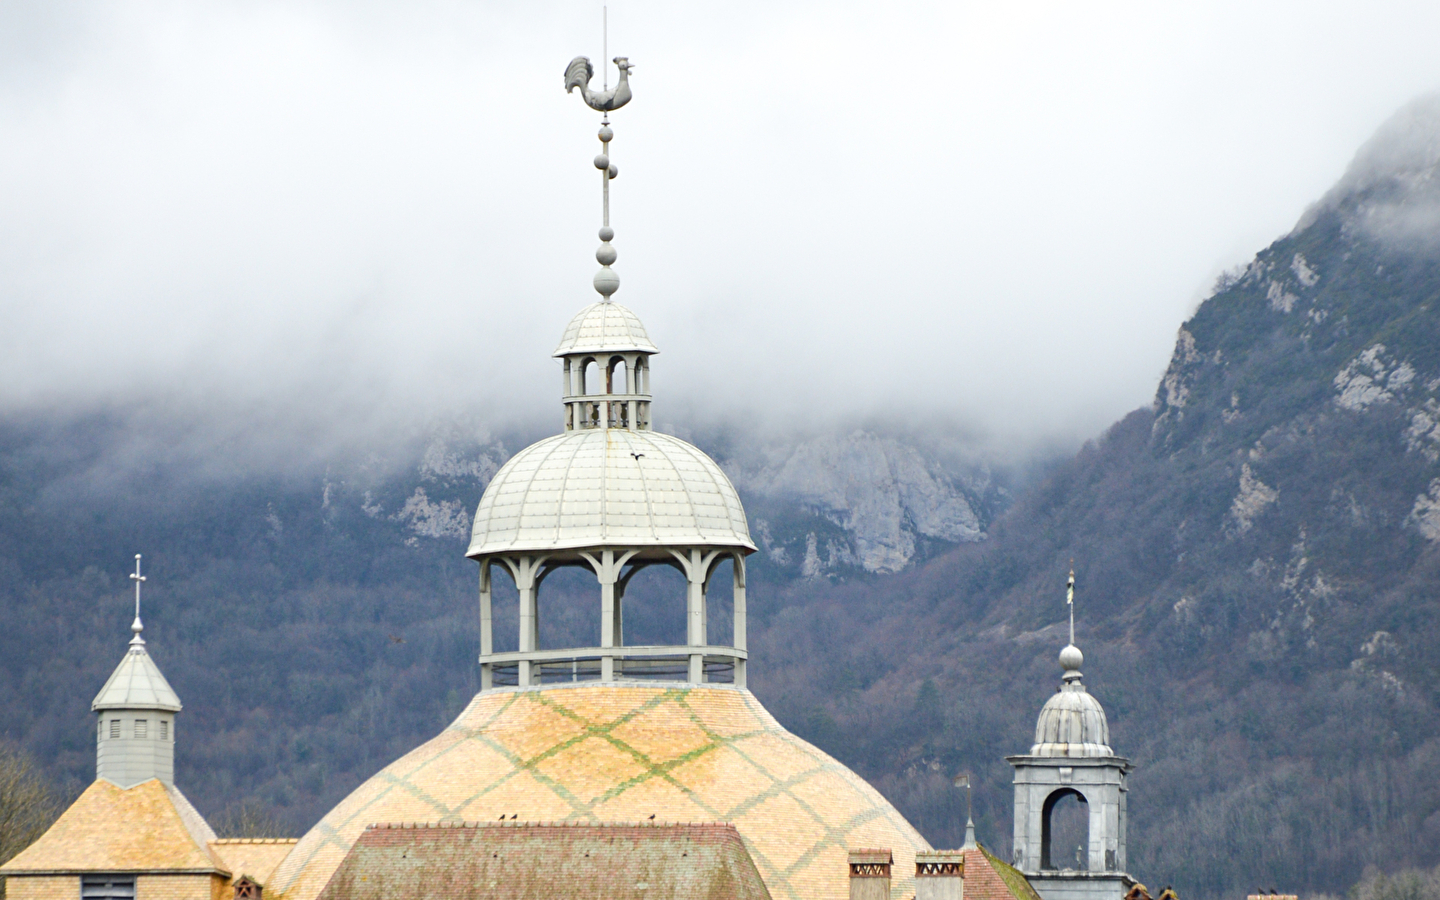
[553,301,658,357]
[467,429,754,556]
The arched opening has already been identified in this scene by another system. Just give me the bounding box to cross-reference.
[636,358,649,393]
[485,564,520,654]
[608,357,628,394]
[704,555,734,647]
[583,358,601,395]
[1042,789,1090,871]
[534,562,601,652]
[617,561,689,648]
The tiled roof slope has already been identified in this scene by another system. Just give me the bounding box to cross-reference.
[0,779,221,874]
[209,840,298,887]
[315,823,770,900]
[962,846,1043,900]
[269,685,930,900]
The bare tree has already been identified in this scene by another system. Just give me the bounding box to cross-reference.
[213,800,292,839]
[0,744,62,900]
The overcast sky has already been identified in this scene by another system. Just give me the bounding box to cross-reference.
[2,1,1438,457]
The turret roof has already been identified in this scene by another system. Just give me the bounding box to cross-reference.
[93,643,182,712]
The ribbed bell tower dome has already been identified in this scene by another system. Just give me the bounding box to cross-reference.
[1031,643,1113,757]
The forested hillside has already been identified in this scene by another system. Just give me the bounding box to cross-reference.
[3,97,1440,900]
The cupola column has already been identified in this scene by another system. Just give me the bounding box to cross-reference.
[581,549,639,682]
[498,556,547,687]
[479,561,494,691]
[732,554,748,688]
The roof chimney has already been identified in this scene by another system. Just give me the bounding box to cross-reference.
[916,850,964,900]
[849,849,892,900]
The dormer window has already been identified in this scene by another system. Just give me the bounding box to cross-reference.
[234,875,262,899]
[135,719,148,738]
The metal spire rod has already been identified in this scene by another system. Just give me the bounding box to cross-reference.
[563,39,633,304]
[1067,566,1075,646]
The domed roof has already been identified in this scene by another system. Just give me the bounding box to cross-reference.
[467,429,755,557]
[1031,683,1112,757]
[267,685,931,900]
[553,301,658,357]
[1030,645,1112,757]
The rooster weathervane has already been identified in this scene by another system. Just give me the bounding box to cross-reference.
[564,55,634,113]
[563,9,632,304]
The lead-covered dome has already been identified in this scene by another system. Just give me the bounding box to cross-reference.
[553,301,658,356]
[1030,644,1113,757]
[467,429,754,556]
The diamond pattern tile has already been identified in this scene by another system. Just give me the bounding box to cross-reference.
[269,686,929,900]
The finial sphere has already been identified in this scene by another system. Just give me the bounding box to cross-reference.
[599,125,613,143]
[598,226,614,241]
[594,154,610,170]
[594,266,620,299]
[596,243,617,265]
[1059,643,1084,672]
[607,164,618,180]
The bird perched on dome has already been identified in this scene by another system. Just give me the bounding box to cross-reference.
[565,56,634,111]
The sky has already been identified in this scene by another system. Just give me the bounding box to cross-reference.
[2,0,1439,459]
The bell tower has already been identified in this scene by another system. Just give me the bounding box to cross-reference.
[1007,576,1135,900]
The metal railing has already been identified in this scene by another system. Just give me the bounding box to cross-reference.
[481,645,745,688]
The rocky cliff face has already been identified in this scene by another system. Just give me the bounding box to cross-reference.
[723,431,989,575]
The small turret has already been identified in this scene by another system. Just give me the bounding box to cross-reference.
[92,555,182,787]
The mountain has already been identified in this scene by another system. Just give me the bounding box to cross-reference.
[754,94,1440,900]
[4,95,1440,900]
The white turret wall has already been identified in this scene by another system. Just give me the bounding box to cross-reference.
[96,711,175,787]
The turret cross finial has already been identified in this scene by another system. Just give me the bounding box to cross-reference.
[130,553,147,643]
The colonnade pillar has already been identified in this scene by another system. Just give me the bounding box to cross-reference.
[732,554,747,688]
[479,561,493,690]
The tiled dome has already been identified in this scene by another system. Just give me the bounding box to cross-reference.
[268,685,931,900]
[467,429,755,556]
[553,301,658,357]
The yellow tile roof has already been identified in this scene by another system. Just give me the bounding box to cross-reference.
[1,779,222,874]
[268,685,930,900]
[209,840,297,887]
